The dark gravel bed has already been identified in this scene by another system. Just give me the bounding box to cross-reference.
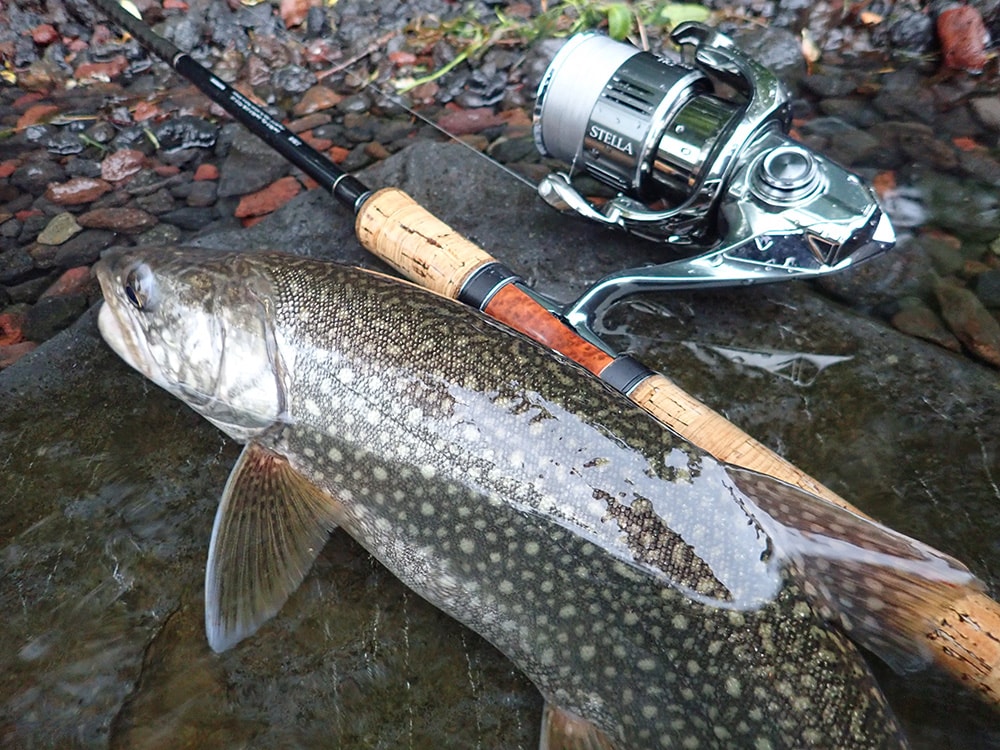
[1,0,1000,369]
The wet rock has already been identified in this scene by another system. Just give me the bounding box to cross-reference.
[919,169,1000,242]
[935,278,1000,366]
[0,340,38,369]
[11,159,67,194]
[134,188,179,216]
[36,212,83,245]
[886,8,936,54]
[152,116,219,152]
[733,26,806,87]
[53,229,116,268]
[39,266,94,299]
[969,95,1000,133]
[101,149,146,182]
[890,298,962,351]
[45,129,86,156]
[65,157,104,179]
[974,268,1000,308]
[217,128,290,198]
[44,177,113,206]
[937,5,989,73]
[272,64,317,95]
[437,107,506,136]
[337,93,372,114]
[291,84,343,116]
[5,270,58,304]
[84,120,117,145]
[0,248,35,284]
[22,293,89,342]
[74,55,129,81]
[186,180,218,208]
[111,125,157,155]
[160,206,218,231]
[234,176,303,218]
[0,309,26,345]
[77,207,158,233]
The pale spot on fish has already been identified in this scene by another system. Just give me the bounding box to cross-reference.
[637,657,656,672]
[421,464,436,480]
[523,540,539,556]
[373,466,388,482]
[336,368,355,384]
[420,502,435,516]
[459,538,475,554]
[579,644,596,661]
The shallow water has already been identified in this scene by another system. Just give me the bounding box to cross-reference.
[2,141,999,748]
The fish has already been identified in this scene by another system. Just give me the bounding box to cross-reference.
[94,247,979,749]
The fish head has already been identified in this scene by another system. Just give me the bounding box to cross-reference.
[95,247,287,441]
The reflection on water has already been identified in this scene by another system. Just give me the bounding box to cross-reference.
[682,342,853,386]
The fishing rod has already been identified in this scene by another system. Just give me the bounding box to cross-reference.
[89,0,1000,705]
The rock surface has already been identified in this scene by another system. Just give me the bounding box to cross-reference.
[1,144,998,749]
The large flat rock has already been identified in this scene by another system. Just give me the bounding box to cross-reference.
[1,142,997,748]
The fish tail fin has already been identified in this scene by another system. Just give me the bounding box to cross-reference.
[729,467,982,674]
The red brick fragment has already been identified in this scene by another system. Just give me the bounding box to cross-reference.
[16,103,59,130]
[74,55,129,81]
[193,163,219,181]
[40,267,93,299]
[0,311,26,346]
[938,5,989,73]
[437,106,506,136]
[0,161,18,179]
[77,207,158,233]
[234,176,302,218]
[31,24,60,45]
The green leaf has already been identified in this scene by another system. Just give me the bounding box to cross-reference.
[656,2,712,28]
[606,3,633,40]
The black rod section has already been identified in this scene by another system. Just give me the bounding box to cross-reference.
[89,0,372,213]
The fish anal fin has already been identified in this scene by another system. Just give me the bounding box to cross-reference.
[540,702,620,750]
[205,441,342,653]
[729,467,982,674]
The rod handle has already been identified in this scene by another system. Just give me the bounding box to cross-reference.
[356,187,494,298]
[630,374,848,510]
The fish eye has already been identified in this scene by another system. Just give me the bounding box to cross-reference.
[123,264,157,311]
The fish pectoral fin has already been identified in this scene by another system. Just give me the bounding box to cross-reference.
[729,467,982,674]
[539,702,621,750]
[205,441,341,653]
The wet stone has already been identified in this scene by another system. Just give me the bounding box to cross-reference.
[77,207,158,233]
[101,149,146,181]
[134,188,179,216]
[152,116,219,152]
[5,271,58,304]
[0,248,35,284]
[890,300,962,352]
[53,229,116,268]
[974,269,1000,308]
[65,157,103,179]
[45,130,86,156]
[970,95,1000,133]
[159,207,217,232]
[22,293,89,342]
[186,180,218,207]
[291,85,342,116]
[11,159,66,194]
[217,128,290,198]
[36,212,83,245]
[935,279,1000,367]
[136,223,183,246]
[44,177,112,206]
[272,64,317,95]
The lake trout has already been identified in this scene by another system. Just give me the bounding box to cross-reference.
[95,247,978,749]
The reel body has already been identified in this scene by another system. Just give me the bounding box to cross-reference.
[533,22,895,325]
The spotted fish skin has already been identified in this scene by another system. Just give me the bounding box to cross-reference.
[94,248,931,749]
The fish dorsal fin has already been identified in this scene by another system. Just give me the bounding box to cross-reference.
[205,441,341,653]
[728,467,982,673]
[540,702,621,750]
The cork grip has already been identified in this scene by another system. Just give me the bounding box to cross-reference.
[355,186,1000,705]
[356,187,494,298]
